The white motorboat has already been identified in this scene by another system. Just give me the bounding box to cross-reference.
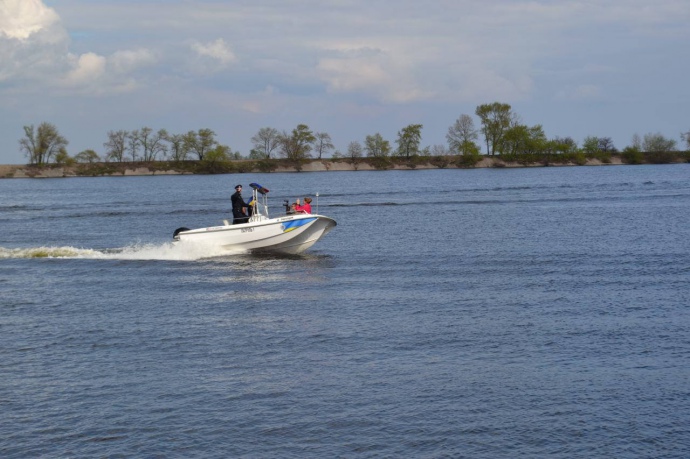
[173,183,337,255]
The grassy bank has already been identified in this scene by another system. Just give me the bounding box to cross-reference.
[1,152,688,179]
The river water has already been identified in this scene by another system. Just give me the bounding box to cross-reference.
[1,165,689,458]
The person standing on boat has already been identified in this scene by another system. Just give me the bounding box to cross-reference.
[231,184,249,224]
[294,197,312,214]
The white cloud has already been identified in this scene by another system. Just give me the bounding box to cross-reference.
[0,0,60,40]
[191,38,236,65]
[1,0,689,164]
[109,48,157,74]
[315,43,437,103]
[64,52,106,85]
[0,0,157,93]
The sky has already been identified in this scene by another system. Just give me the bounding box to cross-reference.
[1,0,689,164]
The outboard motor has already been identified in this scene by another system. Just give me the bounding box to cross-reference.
[173,227,190,240]
[283,200,294,214]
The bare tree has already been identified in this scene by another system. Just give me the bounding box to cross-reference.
[347,140,363,161]
[630,133,642,151]
[127,129,140,162]
[681,129,690,150]
[104,130,128,162]
[250,127,280,159]
[19,122,68,165]
[167,133,191,162]
[642,132,676,152]
[314,132,335,159]
[598,137,616,152]
[446,114,478,155]
[430,144,449,156]
[137,127,169,161]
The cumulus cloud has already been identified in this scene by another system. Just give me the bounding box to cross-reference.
[191,38,236,65]
[0,0,69,83]
[0,0,156,93]
[0,0,60,40]
[64,52,107,85]
[315,44,436,103]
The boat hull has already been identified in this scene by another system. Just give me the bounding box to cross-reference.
[174,214,336,255]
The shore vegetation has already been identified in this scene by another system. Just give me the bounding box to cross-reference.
[12,102,690,175]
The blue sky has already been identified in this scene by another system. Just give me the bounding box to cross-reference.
[1,0,688,164]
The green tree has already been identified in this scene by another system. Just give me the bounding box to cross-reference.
[104,130,128,162]
[19,122,68,165]
[204,145,230,164]
[452,140,481,167]
[503,124,547,157]
[198,145,232,173]
[621,145,644,164]
[278,124,315,161]
[364,133,391,157]
[74,149,100,163]
[248,149,266,159]
[581,136,601,154]
[53,147,74,166]
[250,127,280,159]
[475,102,512,155]
[642,132,676,152]
[187,128,218,161]
[446,114,478,155]
[396,124,423,158]
[551,136,578,154]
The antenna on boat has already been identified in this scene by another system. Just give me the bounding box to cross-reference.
[315,192,319,214]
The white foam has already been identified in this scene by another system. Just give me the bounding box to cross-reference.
[0,241,248,261]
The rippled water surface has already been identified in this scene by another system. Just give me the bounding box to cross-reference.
[1,165,689,457]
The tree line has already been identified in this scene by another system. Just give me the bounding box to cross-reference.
[18,101,690,167]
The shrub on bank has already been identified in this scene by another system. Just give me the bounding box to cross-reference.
[365,156,393,170]
[255,159,278,173]
[644,151,676,164]
[429,156,450,168]
[454,152,481,168]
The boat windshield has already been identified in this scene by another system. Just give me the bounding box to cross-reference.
[249,187,270,221]
[254,200,269,219]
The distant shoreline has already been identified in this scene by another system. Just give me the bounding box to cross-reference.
[1,154,687,179]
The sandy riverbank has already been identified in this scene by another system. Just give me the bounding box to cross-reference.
[0,156,635,179]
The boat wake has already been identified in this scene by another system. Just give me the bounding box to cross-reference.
[0,241,248,261]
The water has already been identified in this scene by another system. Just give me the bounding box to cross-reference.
[1,165,689,458]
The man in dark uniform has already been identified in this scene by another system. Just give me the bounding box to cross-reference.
[231,184,249,224]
